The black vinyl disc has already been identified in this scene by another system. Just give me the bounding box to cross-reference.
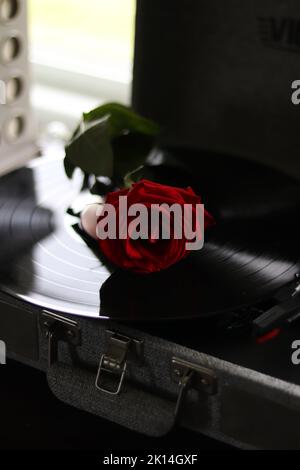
[0,154,299,321]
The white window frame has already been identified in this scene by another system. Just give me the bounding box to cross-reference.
[30,60,132,129]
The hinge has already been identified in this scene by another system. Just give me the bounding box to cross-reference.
[95,330,144,395]
[171,357,218,423]
[40,311,81,367]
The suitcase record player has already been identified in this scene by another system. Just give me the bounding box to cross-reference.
[2,0,300,450]
[1,145,300,449]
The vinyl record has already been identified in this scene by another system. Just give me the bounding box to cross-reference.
[0,154,299,321]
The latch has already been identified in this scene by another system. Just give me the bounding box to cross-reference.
[171,357,218,423]
[40,311,81,367]
[95,330,144,395]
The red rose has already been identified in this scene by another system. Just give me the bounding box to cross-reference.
[97,179,215,273]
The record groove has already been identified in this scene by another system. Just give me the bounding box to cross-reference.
[0,156,299,321]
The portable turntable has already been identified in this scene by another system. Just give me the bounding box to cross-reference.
[2,0,300,452]
[1,143,300,450]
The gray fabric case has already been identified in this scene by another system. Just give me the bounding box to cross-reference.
[2,290,300,450]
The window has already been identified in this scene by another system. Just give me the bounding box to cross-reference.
[28,0,136,126]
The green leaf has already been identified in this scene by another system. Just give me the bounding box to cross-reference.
[112,133,155,183]
[65,116,114,177]
[64,102,160,185]
[83,102,160,137]
[63,157,76,179]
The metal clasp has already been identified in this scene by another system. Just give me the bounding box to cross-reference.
[40,311,81,367]
[171,357,218,423]
[95,330,143,395]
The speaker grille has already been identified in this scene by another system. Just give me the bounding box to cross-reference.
[0,0,36,175]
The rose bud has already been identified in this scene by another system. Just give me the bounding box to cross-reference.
[93,179,215,274]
